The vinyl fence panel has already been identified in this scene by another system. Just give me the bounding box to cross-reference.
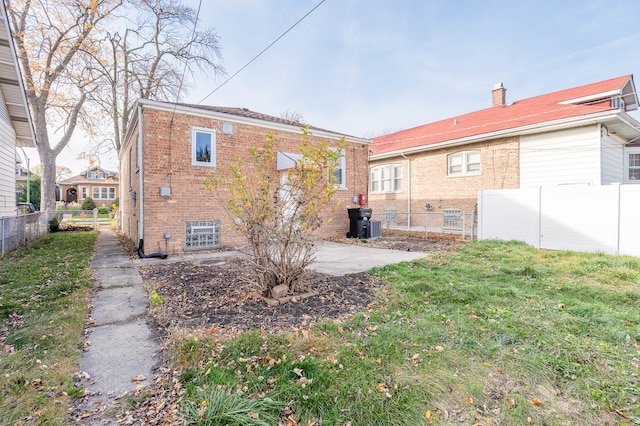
[478,184,638,256]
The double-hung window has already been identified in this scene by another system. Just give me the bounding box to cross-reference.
[192,128,216,167]
[370,164,402,193]
[447,150,481,176]
[92,187,116,200]
[626,149,640,182]
[332,149,346,189]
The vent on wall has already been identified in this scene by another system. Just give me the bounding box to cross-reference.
[222,123,234,135]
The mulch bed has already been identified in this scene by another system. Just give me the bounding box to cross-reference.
[139,257,380,337]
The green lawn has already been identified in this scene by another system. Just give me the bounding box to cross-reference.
[169,240,640,425]
[0,232,96,425]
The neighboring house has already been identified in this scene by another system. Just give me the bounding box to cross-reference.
[119,99,370,255]
[0,2,36,217]
[58,166,119,207]
[14,163,28,198]
[369,75,640,228]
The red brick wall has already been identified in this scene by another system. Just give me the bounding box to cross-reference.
[120,107,369,254]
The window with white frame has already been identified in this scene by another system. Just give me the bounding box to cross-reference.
[92,186,117,200]
[370,164,402,193]
[447,150,481,176]
[627,149,640,182]
[192,128,216,167]
[332,149,346,188]
[81,186,87,199]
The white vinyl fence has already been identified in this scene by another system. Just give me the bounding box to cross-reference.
[478,184,640,257]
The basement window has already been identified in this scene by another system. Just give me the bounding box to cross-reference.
[185,220,221,249]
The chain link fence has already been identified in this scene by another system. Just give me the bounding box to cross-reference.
[370,210,476,241]
[1,211,54,256]
[1,209,104,256]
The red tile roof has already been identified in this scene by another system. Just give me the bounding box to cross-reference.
[371,75,634,156]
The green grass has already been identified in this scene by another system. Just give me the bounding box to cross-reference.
[169,240,640,425]
[0,231,97,425]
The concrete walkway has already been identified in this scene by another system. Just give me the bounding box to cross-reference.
[76,229,428,423]
[76,228,159,424]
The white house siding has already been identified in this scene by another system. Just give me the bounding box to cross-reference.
[0,86,17,217]
[520,125,601,187]
[600,132,624,184]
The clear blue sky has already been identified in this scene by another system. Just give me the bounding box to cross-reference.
[45,0,640,174]
[183,0,640,138]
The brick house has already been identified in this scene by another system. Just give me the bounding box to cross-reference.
[58,166,119,208]
[368,75,640,231]
[119,99,370,255]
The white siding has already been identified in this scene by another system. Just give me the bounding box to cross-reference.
[520,126,601,187]
[0,85,17,217]
[600,132,624,184]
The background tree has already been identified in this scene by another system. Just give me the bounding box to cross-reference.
[280,109,306,125]
[89,0,225,154]
[205,130,345,297]
[6,0,122,211]
[18,174,41,210]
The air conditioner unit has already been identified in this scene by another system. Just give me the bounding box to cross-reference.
[368,220,382,239]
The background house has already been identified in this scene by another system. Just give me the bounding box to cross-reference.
[119,99,370,255]
[0,2,36,217]
[369,75,640,231]
[58,166,119,207]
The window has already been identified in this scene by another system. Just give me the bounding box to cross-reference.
[87,171,96,178]
[192,128,216,166]
[186,220,221,248]
[81,186,87,199]
[448,150,481,176]
[332,150,346,188]
[370,164,402,193]
[629,153,640,181]
[442,209,463,230]
[92,187,116,200]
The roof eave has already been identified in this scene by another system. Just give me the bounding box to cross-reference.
[136,99,370,144]
[370,110,634,160]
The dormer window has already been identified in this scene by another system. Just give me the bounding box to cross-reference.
[87,171,108,179]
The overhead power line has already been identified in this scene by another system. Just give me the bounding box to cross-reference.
[197,0,327,104]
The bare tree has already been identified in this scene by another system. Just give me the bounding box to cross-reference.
[280,109,306,125]
[89,0,225,153]
[6,0,122,211]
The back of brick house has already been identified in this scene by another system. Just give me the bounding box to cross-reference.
[119,99,370,255]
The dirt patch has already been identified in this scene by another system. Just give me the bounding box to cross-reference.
[139,257,380,337]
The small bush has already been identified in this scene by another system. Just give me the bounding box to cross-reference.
[48,215,60,232]
[81,197,96,210]
[97,207,110,215]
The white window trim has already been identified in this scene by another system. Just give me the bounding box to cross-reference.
[332,149,347,189]
[370,164,402,194]
[447,150,481,177]
[92,186,117,200]
[192,127,216,167]
[624,147,640,183]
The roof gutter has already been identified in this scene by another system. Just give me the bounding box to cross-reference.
[371,110,633,161]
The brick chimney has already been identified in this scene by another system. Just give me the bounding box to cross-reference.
[492,82,506,106]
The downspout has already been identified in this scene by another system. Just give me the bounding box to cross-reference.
[136,104,167,259]
[138,104,144,243]
[400,152,411,229]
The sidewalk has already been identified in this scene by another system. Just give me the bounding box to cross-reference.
[76,228,159,424]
